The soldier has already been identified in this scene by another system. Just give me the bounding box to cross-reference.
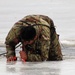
[5,15,63,62]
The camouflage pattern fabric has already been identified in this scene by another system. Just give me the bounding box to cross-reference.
[5,15,63,61]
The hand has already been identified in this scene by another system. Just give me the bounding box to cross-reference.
[7,56,17,62]
[19,50,27,62]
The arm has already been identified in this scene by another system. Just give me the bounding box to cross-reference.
[5,22,22,59]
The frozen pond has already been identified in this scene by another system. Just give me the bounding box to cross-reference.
[0,56,75,75]
[0,45,75,75]
[0,0,75,75]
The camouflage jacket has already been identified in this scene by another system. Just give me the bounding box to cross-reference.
[5,15,63,61]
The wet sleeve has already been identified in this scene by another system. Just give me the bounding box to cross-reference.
[5,22,22,58]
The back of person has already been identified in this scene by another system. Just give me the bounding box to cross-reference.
[5,15,63,62]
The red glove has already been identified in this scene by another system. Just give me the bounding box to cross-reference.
[19,50,27,62]
[7,56,17,62]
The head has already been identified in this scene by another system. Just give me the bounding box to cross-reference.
[20,26,36,42]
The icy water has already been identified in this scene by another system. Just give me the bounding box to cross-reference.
[0,0,75,75]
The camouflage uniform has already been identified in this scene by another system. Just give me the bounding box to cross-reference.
[5,15,63,61]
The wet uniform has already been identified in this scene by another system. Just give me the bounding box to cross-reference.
[5,15,63,61]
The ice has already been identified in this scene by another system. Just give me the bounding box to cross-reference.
[0,0,75,75]
[0,45,75,75]
[0,56,75,75]
[0,0,75,43]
